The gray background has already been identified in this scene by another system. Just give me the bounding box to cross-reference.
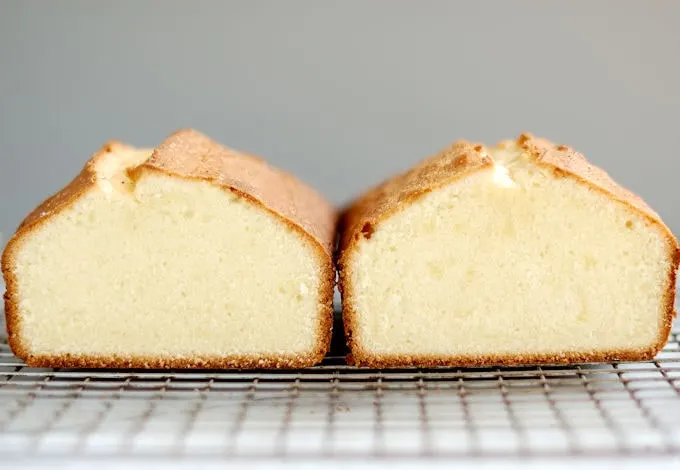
[1,0,679,247]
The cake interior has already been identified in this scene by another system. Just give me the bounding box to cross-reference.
[348,144,673,359]
[10,148,324,359]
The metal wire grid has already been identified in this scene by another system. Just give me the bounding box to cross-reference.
[1,323,679,462]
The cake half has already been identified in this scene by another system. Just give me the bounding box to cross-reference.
[2,129,336,368]
[338,134,679,367]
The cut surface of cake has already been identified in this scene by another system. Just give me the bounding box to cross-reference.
[2,129,336,368]
[338,134,679,367]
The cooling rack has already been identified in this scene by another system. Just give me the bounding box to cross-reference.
[1,309,680,468]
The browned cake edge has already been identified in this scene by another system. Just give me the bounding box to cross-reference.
[338,133,680,368]
[2,130,337,369]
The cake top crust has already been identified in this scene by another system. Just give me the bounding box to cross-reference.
[9,129,337,257]
[339,133,678,260]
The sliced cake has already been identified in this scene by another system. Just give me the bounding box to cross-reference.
[2,129,336,368]
[338,134,679,367]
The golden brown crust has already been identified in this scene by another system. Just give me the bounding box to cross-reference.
[140,129,336,256]
[338,141,493,257]
[338,133,679,368]
[2,130,336,369]
[15,142,135,231]
[346,344,673,369]
[520,134,662,221]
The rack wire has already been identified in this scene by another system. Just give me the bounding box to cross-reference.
[1,310,679,465]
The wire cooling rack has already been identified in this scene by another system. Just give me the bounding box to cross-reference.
[1,309,680,467]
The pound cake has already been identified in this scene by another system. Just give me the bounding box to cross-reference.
[338,133,679,367]
[2,129,336,368]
